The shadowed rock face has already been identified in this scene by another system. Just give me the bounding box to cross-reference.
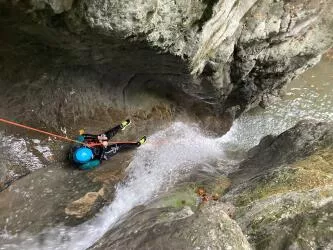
[0,2,196,134]
[1,0,332,127]
[0,13,190,128]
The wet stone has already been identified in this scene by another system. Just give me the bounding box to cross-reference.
[0,166,103,234]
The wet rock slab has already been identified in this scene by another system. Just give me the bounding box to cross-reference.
[0,151,132,236]
[0,133,58,191]
[92,203,251,250]
[0,165,101,235]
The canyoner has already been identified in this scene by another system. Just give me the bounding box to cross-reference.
[0,118,147,170]
[69,119,147,170]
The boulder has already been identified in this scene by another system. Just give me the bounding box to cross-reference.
[65,188,105,219]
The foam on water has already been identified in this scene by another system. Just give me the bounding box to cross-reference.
[1,122,224,250]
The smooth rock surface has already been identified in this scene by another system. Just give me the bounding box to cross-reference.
[0,166,102,234]
[92,203,252,250]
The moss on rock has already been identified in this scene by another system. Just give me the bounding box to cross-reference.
[235,149,333,206]
[150,176,231,209]
[154,184,199,209]
[235,186,333,250]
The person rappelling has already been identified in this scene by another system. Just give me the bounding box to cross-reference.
[69,119,146,170]
[0,118,147,171]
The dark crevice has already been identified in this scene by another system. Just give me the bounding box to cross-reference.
[193,0,219,31]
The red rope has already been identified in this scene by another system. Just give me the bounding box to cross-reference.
[0,118,137,147]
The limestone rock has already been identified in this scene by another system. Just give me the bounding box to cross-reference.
[65,188,105,219]
[230,120,333,184]
[92,203,252,250]
[28,0,74,13]
[69,0,333,115]
[1,0,332,122]
[229,148,333,206]
[235,186,333,250]
[0,134,55,191]
[224,120,333,249]
[0,167,103,234]
[148,175,232,210]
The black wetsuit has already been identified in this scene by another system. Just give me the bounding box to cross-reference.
[71,124,138,170]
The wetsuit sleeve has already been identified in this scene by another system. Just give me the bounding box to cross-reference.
[79,159,101,170]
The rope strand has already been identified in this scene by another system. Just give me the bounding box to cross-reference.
[0,118,137,147]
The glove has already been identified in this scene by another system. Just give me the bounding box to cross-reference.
[98,134,108,141]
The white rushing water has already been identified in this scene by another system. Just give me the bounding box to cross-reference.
[1,122,225,249]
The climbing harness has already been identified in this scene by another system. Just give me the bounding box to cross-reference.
[0,118,138,147]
